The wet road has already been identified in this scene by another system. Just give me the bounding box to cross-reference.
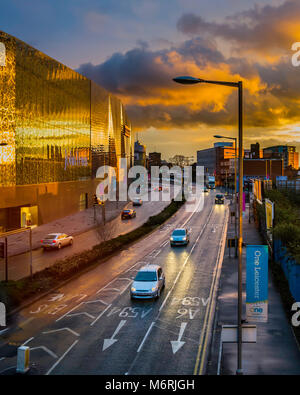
[0,189,228,375]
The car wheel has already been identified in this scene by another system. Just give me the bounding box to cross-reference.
[156,289,161,299]
[69,239,73,246]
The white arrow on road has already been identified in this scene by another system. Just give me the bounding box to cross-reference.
[170,322,187,354]
[102,320,127,351]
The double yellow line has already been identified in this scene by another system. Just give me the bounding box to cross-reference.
[193,207,229,375]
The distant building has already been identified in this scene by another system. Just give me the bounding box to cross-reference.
[169,155,194,167]
[263,145,299,169]
[148,152,162,168]
[134,140,146,167]
[243,159,284,181]
[197,148,216,175]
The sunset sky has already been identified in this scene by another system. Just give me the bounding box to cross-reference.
[1,0,300,163]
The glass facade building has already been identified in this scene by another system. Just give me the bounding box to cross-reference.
[0,31,133,230]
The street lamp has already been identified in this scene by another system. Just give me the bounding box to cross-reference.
[214,134,238,258]
[173,75,244,375]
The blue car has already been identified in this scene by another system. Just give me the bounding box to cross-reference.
[170,228,189,246]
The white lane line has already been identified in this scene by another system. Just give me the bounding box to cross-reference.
[0,328,9,335]
[125,261,148,273]
[46,339,79,375]
[56,302,84,322]
[67,312,95,320]
[0,357,5,362]
[96,277,120,294]
[159,205,214,313]
[90,304,112,327]
[120,282,133,295]
[31,346,58,359]
[84,299,108,305]
[22,337,34,346]
[42,327,80,337]
[137,321,155,353]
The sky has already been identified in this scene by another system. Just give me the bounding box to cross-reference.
[1,0,300,163]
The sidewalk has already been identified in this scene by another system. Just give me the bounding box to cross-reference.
[1,201,127,257]
[208,203,300,375]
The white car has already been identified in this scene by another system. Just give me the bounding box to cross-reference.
[131,265,165,299]
[41,233,74,250]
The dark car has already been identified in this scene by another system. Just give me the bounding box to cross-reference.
[132,198,143,206]
[121,209,136,219]
[215,194,225,204]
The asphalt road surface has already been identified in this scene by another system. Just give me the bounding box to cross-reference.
[0,189,228,375]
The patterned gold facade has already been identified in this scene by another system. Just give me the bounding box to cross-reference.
[0,31,133,188]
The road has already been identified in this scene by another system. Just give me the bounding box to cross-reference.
[0,188,174,281]
[0,189,228,375]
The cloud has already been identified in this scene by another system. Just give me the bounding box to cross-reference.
[176,1,300,59]
[77,0,300,163]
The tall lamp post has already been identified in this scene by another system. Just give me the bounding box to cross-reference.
[173,76,244,375]
[214,134,238,258]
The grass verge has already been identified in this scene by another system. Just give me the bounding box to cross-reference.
[0,199,185,313]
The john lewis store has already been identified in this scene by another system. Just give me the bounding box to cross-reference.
[0,31,133,231]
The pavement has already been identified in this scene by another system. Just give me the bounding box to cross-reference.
[0,188,175,281]
[207,201,300,375]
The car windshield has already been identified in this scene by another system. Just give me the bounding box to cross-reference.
[134,271,157,282]
[123,210,130,213]
[216,195,223,198]
[172,230,186,236]
[44,234,58,239]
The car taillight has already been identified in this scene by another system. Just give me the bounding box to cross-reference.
[52,240,56,244]
[41,240,43,243]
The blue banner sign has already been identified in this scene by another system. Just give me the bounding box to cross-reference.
[246,245,268,322]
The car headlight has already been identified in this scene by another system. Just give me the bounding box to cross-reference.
[183,237,187,241]
[152,286,158,292]
[131,287,136,292]
[170,237,174,241]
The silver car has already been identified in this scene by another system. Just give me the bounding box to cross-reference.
[170,228,189,246]
[41,233,74,250]
[131,265,165,299]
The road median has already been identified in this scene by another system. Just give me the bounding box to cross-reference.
[0,199,185,314]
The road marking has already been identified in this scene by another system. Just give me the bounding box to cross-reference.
[46,340,79,375]
[90,304,112,326]
[0,357,5,362]
[56,302,85,322]
[22,337,34,346]
[120,281,133,295]
[170,322,187,354]
[193,207,229,375]
[102,320,127,351]
[137,321,155,353]
[31,346,58,359]
[84,299,108,305]
[42,327,80,337]
[67,312,95,320]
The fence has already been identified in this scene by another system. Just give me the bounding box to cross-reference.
[253,198,300,301]
[277,179,300,192]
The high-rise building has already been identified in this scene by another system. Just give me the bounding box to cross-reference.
[134,140,146,167]
[0,31,133,231]
[263,145,299,169]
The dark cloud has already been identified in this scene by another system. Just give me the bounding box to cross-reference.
[176,0,300,53]
[77,37,225,96]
